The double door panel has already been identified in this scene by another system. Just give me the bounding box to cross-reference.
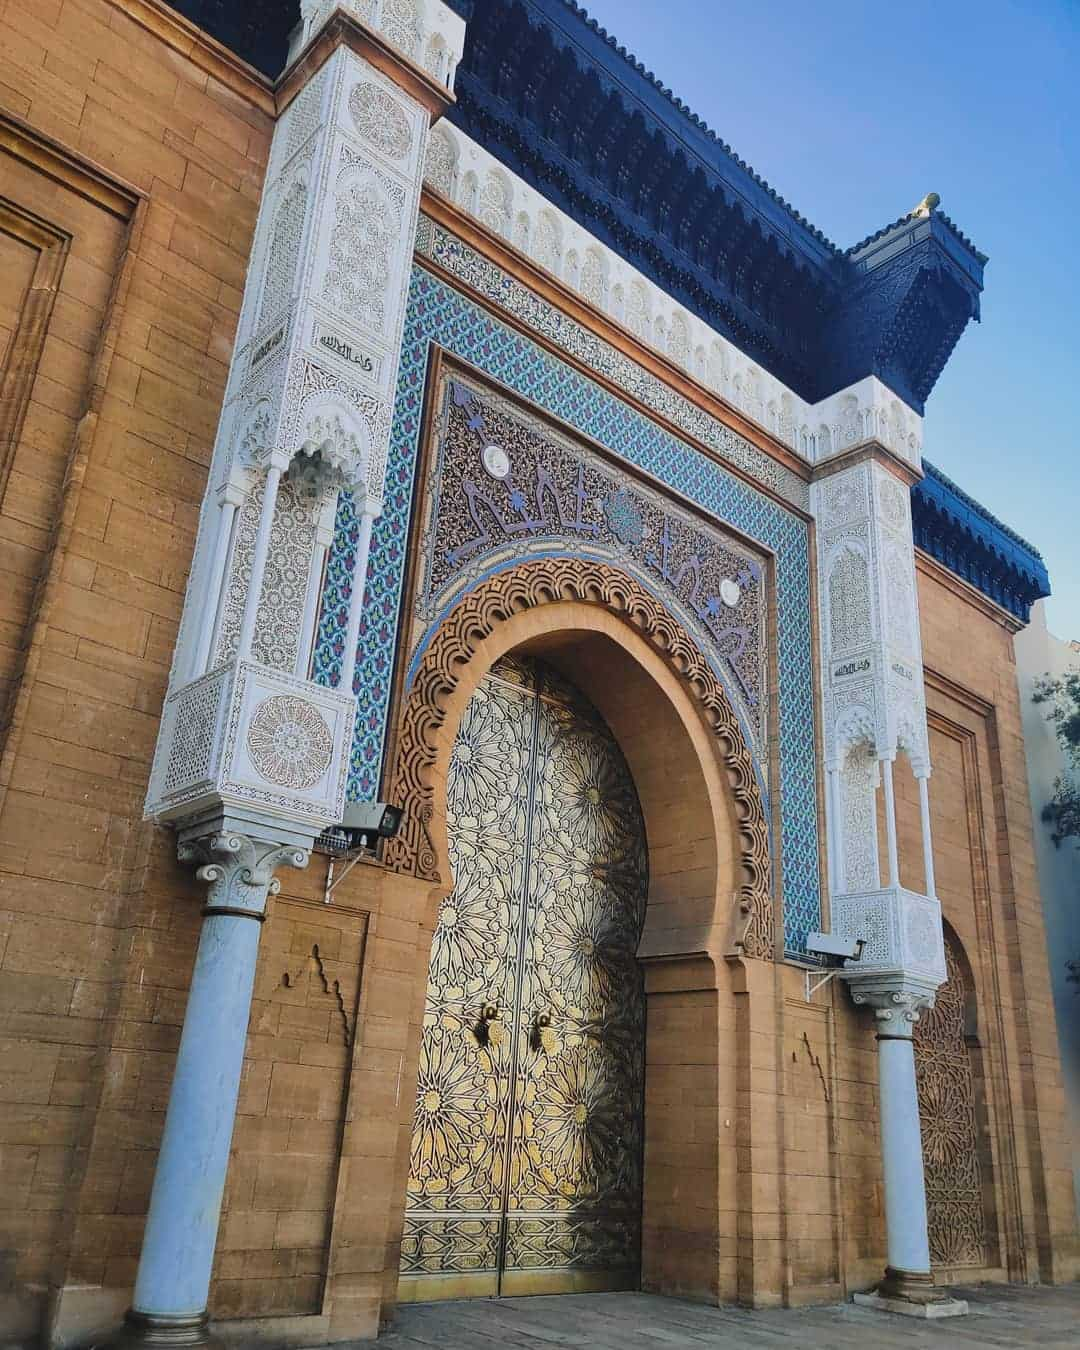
[399,657,648,1300]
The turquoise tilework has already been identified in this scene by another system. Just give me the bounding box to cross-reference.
[312,267,820,953]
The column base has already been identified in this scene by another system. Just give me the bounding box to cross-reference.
[880,1265,942,1303]
[853,1268,968,1318]
[853,1291,969,1319]
[90,1311,222,1349]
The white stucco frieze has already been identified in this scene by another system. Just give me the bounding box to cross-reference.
[424,123,924,470]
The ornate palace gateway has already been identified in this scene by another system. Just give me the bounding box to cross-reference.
[400,655,649,1299]
[0,1,1074,1347]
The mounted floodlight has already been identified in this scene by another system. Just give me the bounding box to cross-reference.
[321,803,405,906]
[806,931,866,965]
[804,931,866,1001]
[340,801,404,852]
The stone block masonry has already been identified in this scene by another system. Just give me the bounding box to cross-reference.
[0,4,1074,1349]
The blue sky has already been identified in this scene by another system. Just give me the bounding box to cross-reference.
[571,0,1078,635]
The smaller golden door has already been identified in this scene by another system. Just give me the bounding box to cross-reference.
[399,656,648,1301]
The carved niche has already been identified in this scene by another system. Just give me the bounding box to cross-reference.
[914,931,988,1268]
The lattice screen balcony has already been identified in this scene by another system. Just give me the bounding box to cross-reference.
[145,659,355,847]
[831,885,947,997]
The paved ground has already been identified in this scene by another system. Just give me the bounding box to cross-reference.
[386,1284,1080,1349]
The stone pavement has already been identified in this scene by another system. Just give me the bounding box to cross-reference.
[385,1284,1080,1349]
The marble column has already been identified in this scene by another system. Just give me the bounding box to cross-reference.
[916,770,937,897]
[849,987,965,1315]
[337,505,378,697]
[872,994,933,1294]
[105,836,308,1348]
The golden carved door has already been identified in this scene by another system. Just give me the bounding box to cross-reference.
[399,656,648,1301]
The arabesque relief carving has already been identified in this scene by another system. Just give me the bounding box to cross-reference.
[914,931,988,1268]
[384,557,774,959]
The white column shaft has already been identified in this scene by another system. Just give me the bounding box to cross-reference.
[877,1030,932,1275]
[881,756,901,888]
[338,509,376,696]
[190,500,237,680]
[131,909,264,1316]
[917,774,937,898]
[237,464,282,661]
[827,766,843,896]
[295,543,328,679]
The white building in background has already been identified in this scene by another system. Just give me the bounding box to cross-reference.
[1016,600,1080,1217]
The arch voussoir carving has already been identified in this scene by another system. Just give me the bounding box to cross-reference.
[384,557,775,959]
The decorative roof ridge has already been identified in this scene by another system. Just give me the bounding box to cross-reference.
[921,459,1043,560]
[846,210,923,256]
[846,206,987,264]
[555,0,842,255]
[936,209,989,264]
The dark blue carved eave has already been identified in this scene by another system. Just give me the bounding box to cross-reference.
[912,462,1050,623]
[165,0,295,76]
[448,0,986,413]
[825,213,985,412]
[163,0,986,414]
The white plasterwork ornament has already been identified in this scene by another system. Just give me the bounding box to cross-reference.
[237,398,277,469]
[247,695,334,791]
[349,82,413,162]
[297,402,370,490]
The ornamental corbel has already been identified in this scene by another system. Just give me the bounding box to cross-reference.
[218,479,246,511]
[834,702,877,761]
[236,397,280,472]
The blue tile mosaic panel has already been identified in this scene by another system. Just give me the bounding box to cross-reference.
[312,267,821,953]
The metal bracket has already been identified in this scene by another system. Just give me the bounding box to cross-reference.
[806,968,840,1002]
[323,849,370,904]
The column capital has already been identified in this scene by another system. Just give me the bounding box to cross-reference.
[851,983,935,1037]
[178,833,310,918]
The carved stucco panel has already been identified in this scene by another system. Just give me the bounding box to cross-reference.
[348,81,414,165]
[841,744,879,892]
[424,126,458,197]
[322,159,407,335]
[828,545,874,653]
[914,934,988,1268]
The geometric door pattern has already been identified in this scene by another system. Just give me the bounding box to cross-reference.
[399,655,648,1299]
[914,930,988,1268]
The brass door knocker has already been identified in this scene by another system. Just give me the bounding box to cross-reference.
[530,1007,556,1053]
[473,1001,502,1047]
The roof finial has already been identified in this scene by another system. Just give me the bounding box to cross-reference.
[913,192,940,218]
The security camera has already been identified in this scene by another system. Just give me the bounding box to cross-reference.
[338,801,404,852]
[806,931,866,964]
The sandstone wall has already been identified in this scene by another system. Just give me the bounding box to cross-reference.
[0,5,1074,1348]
